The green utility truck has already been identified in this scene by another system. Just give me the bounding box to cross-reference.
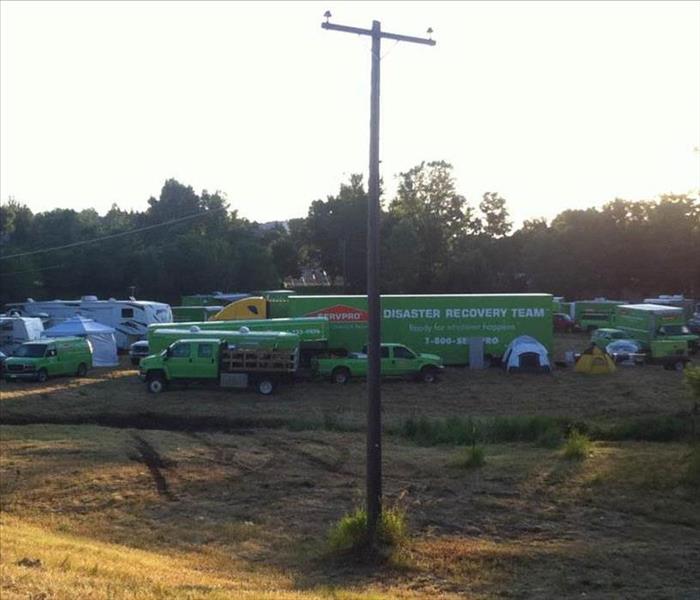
[312,343,443,384]
[613,304,699,354]
[283,294,553,366]
[139,332,300,395]
[568,299,626,331]
[4,337,92,382]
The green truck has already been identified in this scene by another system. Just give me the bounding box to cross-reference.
[4,337,92,382]
[568,299,626,331]
[312,343,443,384]
[613,304,699,353]
[139,332,300,395]
[283,294,553,366]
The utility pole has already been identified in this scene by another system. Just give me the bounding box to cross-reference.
[321,12,435,550]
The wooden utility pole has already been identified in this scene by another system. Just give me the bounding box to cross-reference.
[321,13,435,549]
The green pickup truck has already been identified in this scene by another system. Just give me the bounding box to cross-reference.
[312,343,443,384]
[139,333,300,395]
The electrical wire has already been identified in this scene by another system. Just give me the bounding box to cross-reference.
[0,207,227,261]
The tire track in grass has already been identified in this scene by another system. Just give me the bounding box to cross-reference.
[131,434,177,501]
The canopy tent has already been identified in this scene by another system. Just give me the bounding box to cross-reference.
[42,316,118,367]
[574,345,616,374]
[502,335,551,373]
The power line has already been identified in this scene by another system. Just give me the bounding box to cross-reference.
[0,264,64,277]
[0,207,227,261]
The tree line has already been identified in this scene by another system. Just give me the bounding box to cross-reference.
[1,162,698,306]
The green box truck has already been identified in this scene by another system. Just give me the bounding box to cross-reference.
[139,334,299,395]
[613,304,699,353]
[284,294,553,366]
[569,299,626,331]
[4,337,92,383]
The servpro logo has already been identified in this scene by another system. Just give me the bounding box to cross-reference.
[306,305,368,322]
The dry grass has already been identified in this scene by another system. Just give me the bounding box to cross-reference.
[1,334,699,598]
[1,424,699,599]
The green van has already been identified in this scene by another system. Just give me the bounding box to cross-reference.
[4,337,93,383]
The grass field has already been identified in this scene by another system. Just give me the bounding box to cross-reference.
[1,334,699,599]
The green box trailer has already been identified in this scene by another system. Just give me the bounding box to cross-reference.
[257,290,297,318]
[171,306,223,323]
[569,299,626,331]
[285,294,553,365]
[613,304,699,353]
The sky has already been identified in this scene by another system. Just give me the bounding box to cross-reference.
[1,1,699,227]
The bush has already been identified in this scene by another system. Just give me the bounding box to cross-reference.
[451,445,486,469]
[563,429,591,460]
[328,506,408,554]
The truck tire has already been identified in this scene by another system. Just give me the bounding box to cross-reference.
[76,363,88,377]
[147,374,166,394]
[331,367,351,385]
[420,366,439,384]
[673,360,686,372]
[256,377,276,396]
[36,368,48,383]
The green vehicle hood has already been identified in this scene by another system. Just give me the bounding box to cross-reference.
[418,353,442,364]
[5,357,41,367]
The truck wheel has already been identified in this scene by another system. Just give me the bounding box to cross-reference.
[76,363,88,377]
[256,378,276,396]
[36,369,48,383]
[420,366,439,384]
[331,367,350,385]
[147,375,165,394]
[673,360,686,372]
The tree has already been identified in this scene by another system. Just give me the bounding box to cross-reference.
[479,192,512,238]
[305,174,369,292]
[388,161,479,290]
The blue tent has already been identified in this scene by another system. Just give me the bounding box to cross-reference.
[43,316,118,367]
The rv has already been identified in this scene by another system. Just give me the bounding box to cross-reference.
[5,296,172,349]
[0,316,44,355]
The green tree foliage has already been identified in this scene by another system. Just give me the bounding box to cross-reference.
[387,161,480,291]
[479,192,512,238]
[305,174,369,292]
[1,173,698,306]
[0,180,282,305]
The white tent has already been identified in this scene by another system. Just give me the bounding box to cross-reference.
[503,335,551,373]
[43,316,118,367]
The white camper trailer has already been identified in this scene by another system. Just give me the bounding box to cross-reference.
[5,296,172,349]
[0,316,45,354]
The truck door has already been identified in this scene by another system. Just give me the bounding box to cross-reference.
[390,345,418,375]
[166,342,194,379]
[194,343,219,379]
[45,346,61,375]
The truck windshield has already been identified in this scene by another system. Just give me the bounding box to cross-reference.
[13,344,48,358]
[660,325,690,335]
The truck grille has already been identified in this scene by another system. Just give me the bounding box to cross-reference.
[7,364,34,372]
